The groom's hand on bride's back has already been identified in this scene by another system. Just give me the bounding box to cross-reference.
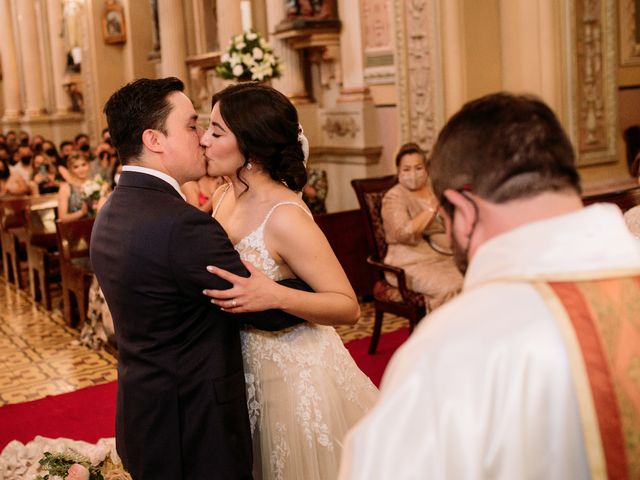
[203,260,313,330]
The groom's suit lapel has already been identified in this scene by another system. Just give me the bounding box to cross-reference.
[117,170,184,201]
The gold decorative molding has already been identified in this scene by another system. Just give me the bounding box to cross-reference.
[568,0,618,166]
[393,0,443,151]
[309,145,383,165]
[619,0,640,66]
[321,115,360,138]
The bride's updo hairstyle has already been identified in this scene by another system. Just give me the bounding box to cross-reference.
[211,82,307,192]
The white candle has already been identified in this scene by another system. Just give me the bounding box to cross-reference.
[240,1,252,32]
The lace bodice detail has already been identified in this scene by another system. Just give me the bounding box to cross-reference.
[234,202,311,281]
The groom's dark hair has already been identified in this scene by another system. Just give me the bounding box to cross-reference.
[103,77,184,164]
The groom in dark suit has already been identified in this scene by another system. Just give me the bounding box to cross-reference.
[91,77,305,480]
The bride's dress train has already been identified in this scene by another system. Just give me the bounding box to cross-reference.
[231,201,379,480]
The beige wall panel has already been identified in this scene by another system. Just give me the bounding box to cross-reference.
[123,0,155,81]
[462,0,501,100]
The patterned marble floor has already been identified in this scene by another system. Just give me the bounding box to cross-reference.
[0,276,408,407]
[0,280,117,406]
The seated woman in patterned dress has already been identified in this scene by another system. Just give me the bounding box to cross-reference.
[381,142,462,309]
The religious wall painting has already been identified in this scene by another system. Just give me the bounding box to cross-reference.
[102,0,126,45]
[285,0,336,20]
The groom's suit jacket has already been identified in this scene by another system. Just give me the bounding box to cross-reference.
[91,171,305,480]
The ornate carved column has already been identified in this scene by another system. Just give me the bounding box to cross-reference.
[215,0,242,49]
[393,0,443,150]
[568,0,618,166]
[440,0,466,119]
[264,0,308,102]
[158,0,189,84]
[0,0,21,122]
[45,0,72,115]
[499,0,564,115]
[337,0,367,97]
[15,0,47,118]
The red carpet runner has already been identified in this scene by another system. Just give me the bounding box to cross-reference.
[0,328,409,450]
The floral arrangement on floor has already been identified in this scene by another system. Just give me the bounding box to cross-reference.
[216,30,282,82]
[35,447,131,480]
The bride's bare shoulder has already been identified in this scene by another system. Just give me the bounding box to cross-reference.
[210,181,233,216]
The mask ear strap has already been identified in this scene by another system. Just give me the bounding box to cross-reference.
[459,190,479,254]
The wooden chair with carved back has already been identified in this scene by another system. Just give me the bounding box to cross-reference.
[351,175,427,354]
[0,195,55,288]
[55,218,95,327]
[24,199,60,309]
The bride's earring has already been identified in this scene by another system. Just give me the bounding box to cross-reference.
[246,162,253,170]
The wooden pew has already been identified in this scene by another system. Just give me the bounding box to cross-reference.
[55,218,95,327]
[0,196,30,287]
[25,199,60,309]
[314,209,374,299]
[0,195,57,288]
[582,185,640,212]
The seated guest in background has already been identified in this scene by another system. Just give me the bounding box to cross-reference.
[81,275,115,349]
[75,132,93,164]
[101,127,110,143]
[0,144,10,167]
[57,153,108,222]
[3,168,32,196]
[624,153,640,238]
[302,167,328,214]
[181,174,225,213]
[0,157,11,196]
[17,130,29,146]
[339,93,640,479]
[59,140,75,159]
[58,140,75,182]
[10,144,33,182]
[2,145,30,195]
[31,134,45,154]
[381,142,462,309]
[30,152,60,195]
[5,130,17,152]
[91,149,115,183]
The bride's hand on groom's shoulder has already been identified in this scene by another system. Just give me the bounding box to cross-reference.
[203,260,285,313]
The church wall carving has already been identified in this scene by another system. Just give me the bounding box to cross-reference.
[569,0,618,165]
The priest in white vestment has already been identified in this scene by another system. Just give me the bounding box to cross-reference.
[339,93,640,480]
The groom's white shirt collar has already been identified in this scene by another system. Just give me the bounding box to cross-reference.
[122,165,186,201]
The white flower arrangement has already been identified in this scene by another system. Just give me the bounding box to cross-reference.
[216,30,282,82]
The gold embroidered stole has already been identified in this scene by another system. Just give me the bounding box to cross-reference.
[537,277,640,480]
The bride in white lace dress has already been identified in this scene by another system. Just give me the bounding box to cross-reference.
[200,83,379,479]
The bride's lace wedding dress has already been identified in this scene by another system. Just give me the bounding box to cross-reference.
[218,199,379,480]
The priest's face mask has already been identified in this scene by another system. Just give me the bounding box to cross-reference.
[441,189,479,275]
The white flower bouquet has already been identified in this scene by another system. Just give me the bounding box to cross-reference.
[80,176,108,217]
[216,30,282,82]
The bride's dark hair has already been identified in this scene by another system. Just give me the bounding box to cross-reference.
[210,83,307,192]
